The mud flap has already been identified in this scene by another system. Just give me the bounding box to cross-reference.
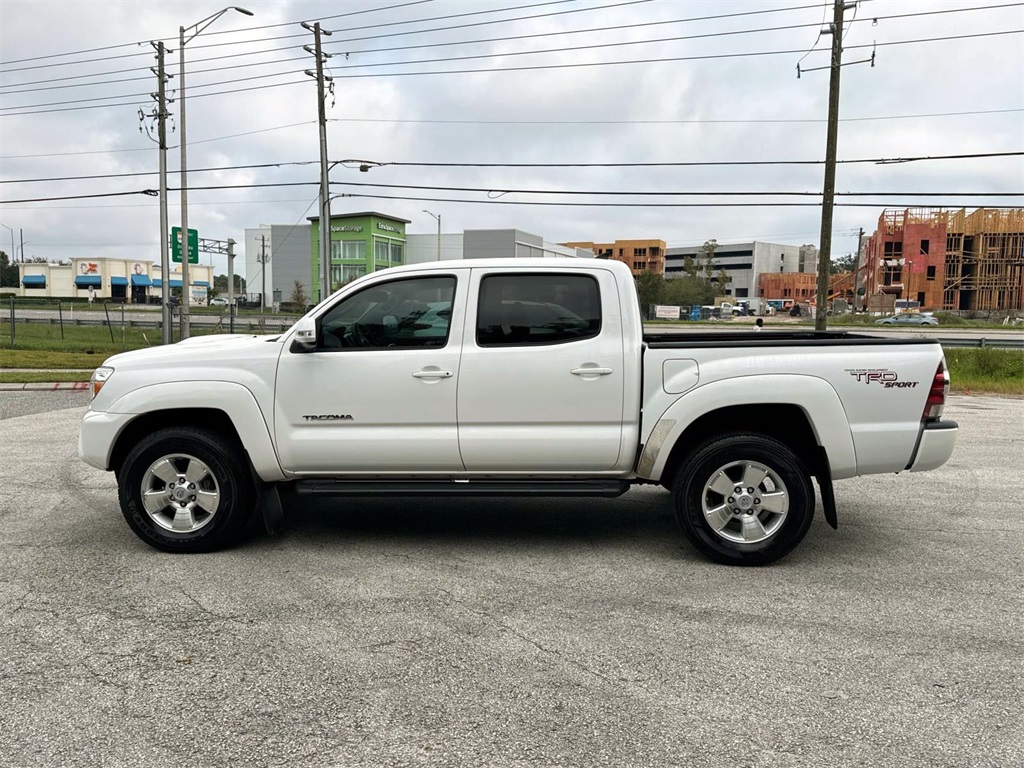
[250,465,285,535]
[816,446,838,530]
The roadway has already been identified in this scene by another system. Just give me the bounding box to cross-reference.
[0,391,1021,767]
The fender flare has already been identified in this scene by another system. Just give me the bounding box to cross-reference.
[638,374,857,484]
[107,381,285,482]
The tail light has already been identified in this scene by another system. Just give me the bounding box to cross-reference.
[923,361,948,421]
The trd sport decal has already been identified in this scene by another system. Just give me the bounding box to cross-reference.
[845,369,919,388]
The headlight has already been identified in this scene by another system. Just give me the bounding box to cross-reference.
[90,367,114,399]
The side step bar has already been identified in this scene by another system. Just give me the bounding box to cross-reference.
[294,478,631,498]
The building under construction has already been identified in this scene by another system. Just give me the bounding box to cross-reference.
[864,208,1024,312]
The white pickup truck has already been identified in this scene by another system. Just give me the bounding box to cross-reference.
[79,258,958,565]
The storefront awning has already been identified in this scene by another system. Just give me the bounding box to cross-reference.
[111,276,129,286]
[131,274,152,286]
[152,279,183,288]
[22,275,46,287]
[74,276,101,287]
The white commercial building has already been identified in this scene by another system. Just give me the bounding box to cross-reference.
[664,242,818,298]
[17,258,213,304]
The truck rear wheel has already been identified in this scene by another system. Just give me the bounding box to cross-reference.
[673,434,814,566]
[117,427,256,553]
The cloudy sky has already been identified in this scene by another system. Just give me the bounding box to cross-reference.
[1,0,1022,279]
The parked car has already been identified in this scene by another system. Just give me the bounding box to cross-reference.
[209,297,229,307]
[875,313,939,326]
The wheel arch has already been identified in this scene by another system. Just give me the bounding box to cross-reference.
[660,405,822,490]
[105,382,285,481]
[639,374,857,486]
[111,408,239,475]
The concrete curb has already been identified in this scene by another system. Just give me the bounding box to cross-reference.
[0,382,91,391]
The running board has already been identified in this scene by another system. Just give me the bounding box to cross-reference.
[293,478,631,498]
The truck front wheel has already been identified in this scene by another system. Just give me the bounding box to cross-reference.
[673,434,814,566]
[117,427,256,553]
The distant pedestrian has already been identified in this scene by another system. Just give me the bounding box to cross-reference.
[753,317,764,332]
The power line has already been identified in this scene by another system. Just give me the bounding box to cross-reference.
[5,2,1022,98]
[0,0,439,66]
[0,121,314,159]
[0,190,159,204]
[4,181,1019,208]
[0,0,820,91]
[324,108,1024,125]
[0,0,644,74]
[5,27,1021,117]
[3,150,1020,185]
[0,108,1017,162]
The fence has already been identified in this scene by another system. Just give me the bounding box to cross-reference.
[2,296,301,351]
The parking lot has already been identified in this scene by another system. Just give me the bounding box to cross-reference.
[1,392,1021,767]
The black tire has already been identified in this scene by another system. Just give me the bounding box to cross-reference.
[673,433,814,566]
[117,427,257,553]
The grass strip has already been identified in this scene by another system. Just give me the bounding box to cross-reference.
[945,348,1024,395]
[0,371,92,383]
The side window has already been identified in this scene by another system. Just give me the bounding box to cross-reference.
[476,274,601,347]
[318,276,456,350]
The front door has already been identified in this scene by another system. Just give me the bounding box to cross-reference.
[274,273,466,474]
[456,268,626,472]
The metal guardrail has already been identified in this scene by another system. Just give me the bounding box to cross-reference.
[935,336,1024,349]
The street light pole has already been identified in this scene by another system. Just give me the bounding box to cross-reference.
[178,6,252,340]
[423,210,441,261]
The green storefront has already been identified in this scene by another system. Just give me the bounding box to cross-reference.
[309,211,410,296]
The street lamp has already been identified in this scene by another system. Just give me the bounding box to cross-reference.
[422,210,441,261]
[178,6,253,339]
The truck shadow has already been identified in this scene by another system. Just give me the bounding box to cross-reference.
[258,487,867,564]
[275,488,679,545]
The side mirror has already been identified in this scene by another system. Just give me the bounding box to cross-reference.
[291,316,317,351]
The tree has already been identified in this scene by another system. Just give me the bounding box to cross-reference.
[0,250,17,288]
[830,253,857,274]
[213,273,246,294]
[698,239,718,282]
[633,272,665,315]
[288,280,308,307]
[716,267,731,294]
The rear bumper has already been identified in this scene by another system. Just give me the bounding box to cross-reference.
[909,420,958,472]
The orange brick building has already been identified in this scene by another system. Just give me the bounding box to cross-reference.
[758,272,856,303]
[562,239,666,275]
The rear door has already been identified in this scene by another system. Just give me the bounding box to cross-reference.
[456,267,626,472]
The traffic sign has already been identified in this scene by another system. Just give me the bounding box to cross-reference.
[171,227,199,264]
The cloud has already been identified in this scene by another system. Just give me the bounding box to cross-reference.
[1,0,1021,276]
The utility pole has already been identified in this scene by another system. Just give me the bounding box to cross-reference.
[227,238,235,309]
[149,40,173,344]
[260,234,268,312]
[854,226,865,313]
[813,0,848,330]
[19,229,24,263]
[799,0,872,330]
[303,21,333,302]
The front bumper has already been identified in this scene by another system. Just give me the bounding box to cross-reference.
[909,420,958,472]
[78,409,136,471]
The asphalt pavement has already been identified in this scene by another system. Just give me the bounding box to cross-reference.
[0,393,1021,767]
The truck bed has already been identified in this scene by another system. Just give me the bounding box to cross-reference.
[643,330,941,348]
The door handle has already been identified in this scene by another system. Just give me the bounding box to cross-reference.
[412,370,453,379]
[571,367,613,376]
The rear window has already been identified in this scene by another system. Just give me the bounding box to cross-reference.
[476,274,601,346]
